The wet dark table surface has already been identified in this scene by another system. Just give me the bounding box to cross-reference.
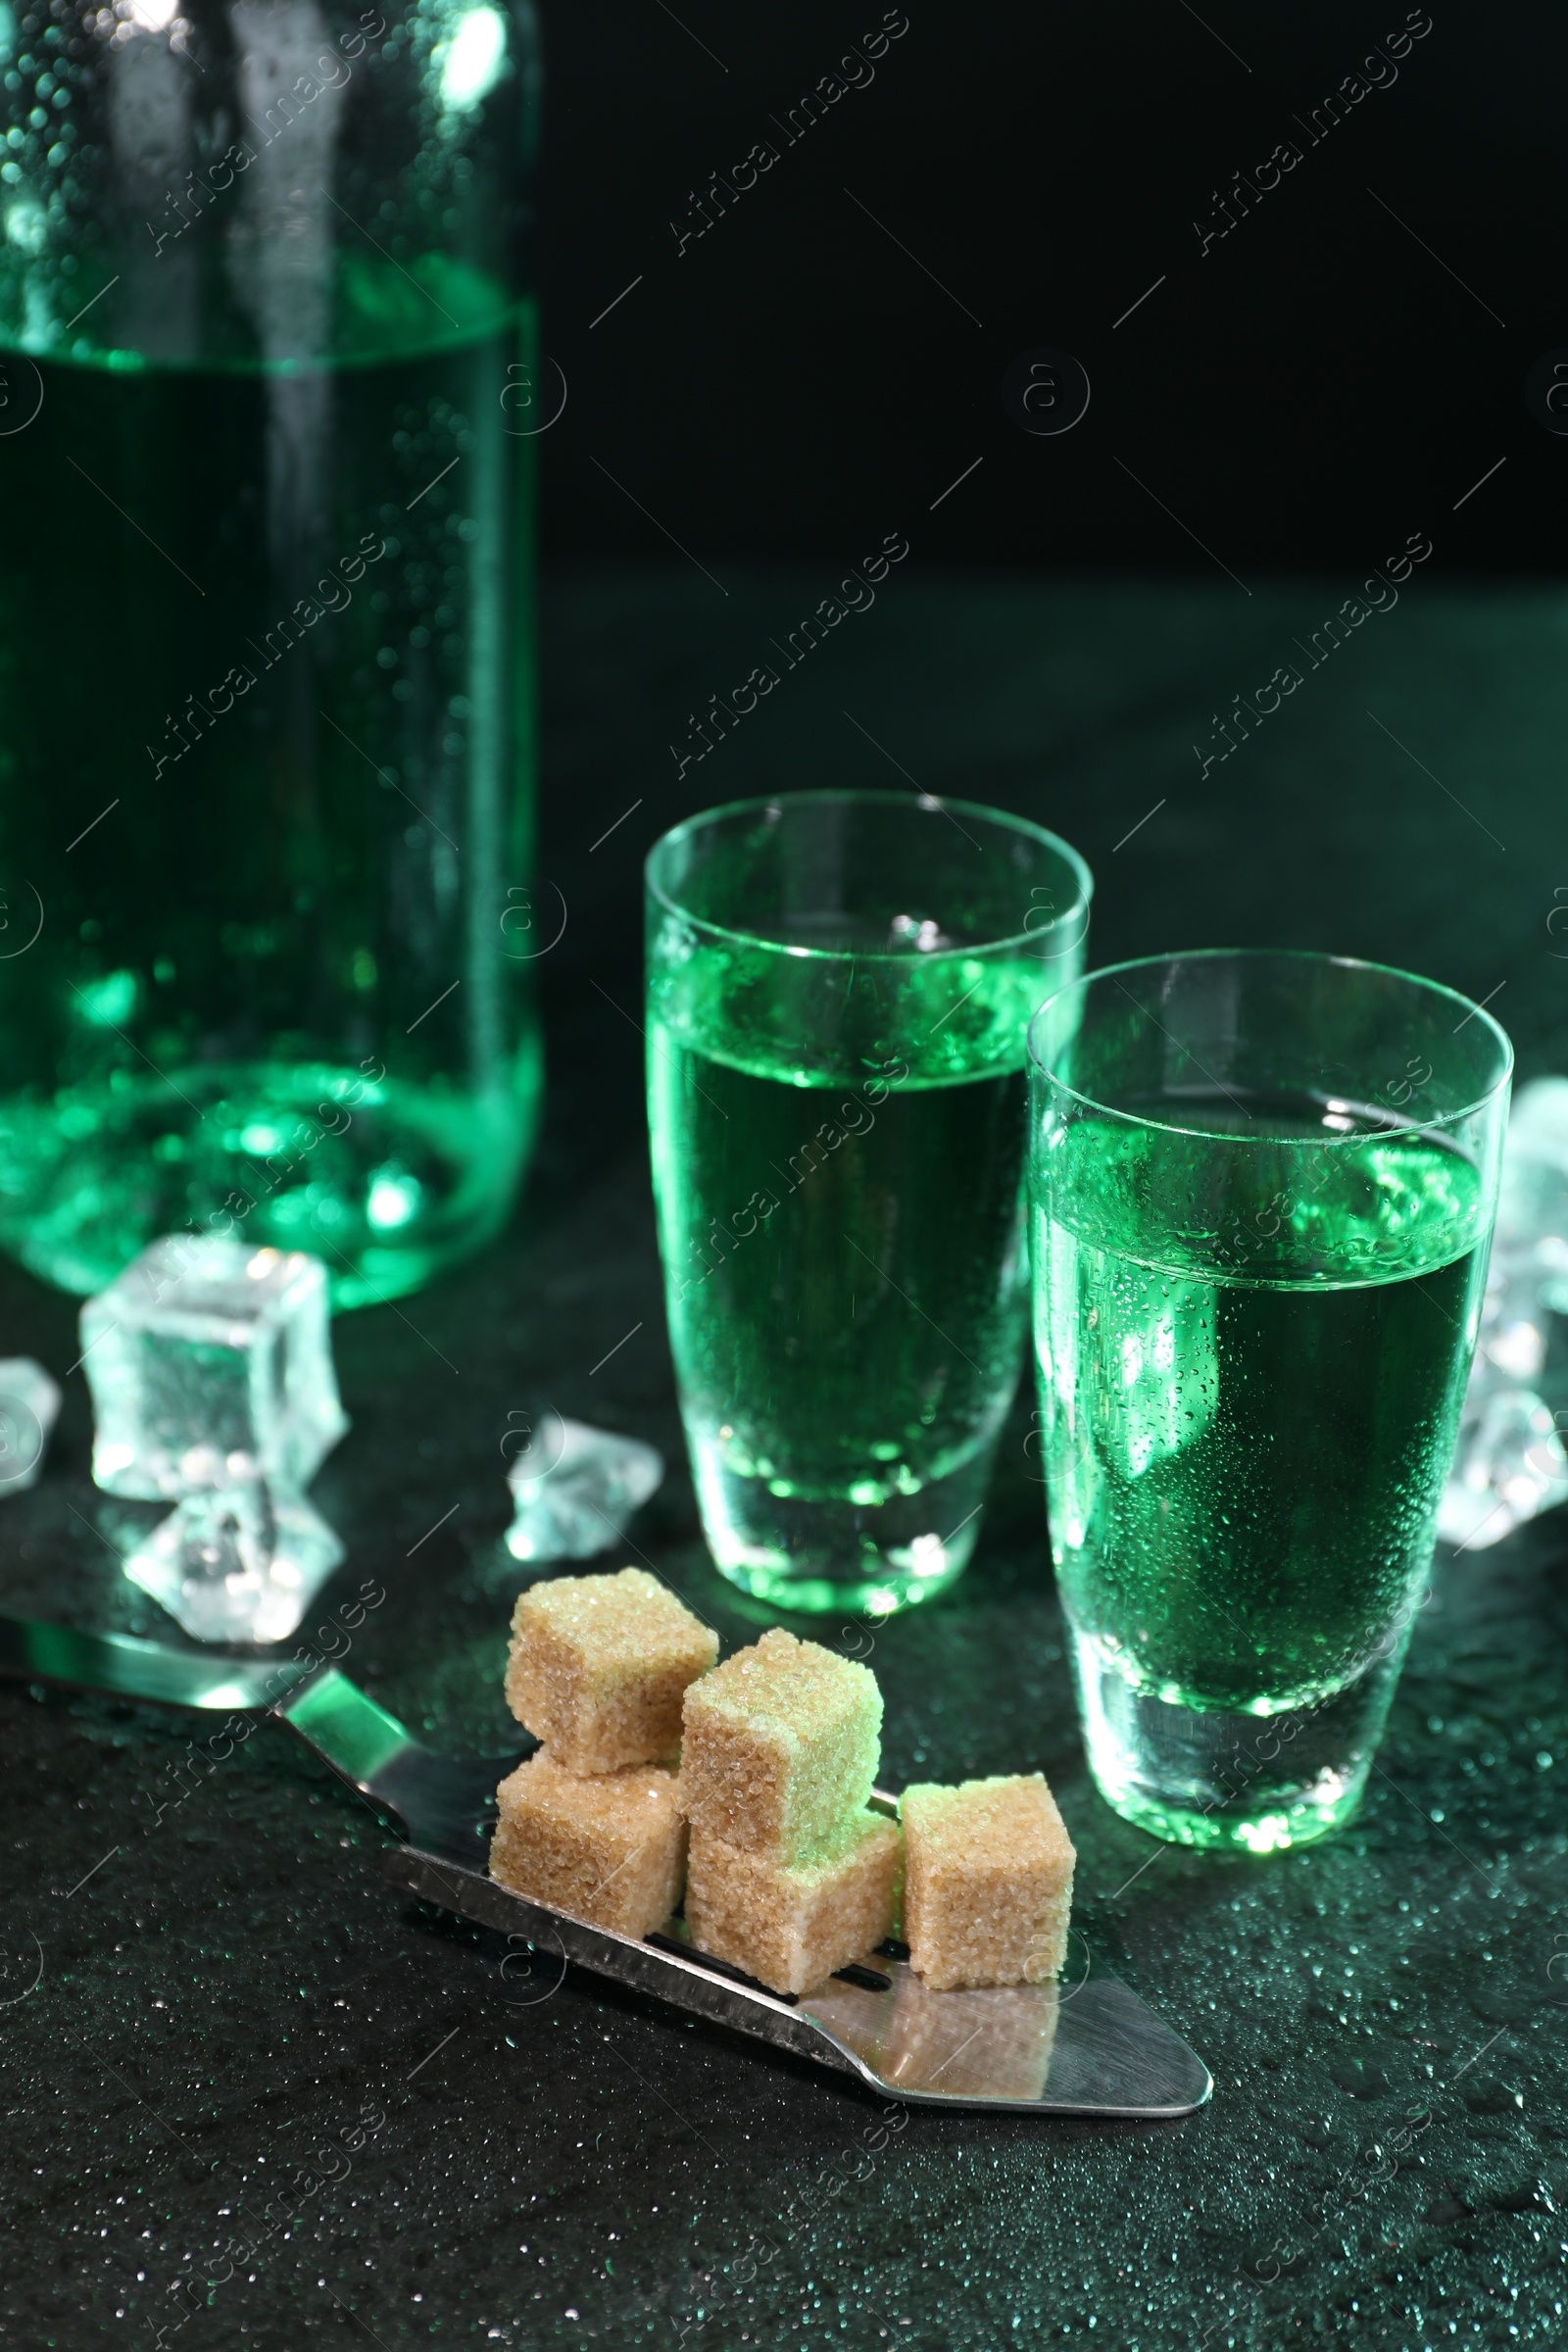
[3,564,1567,2351]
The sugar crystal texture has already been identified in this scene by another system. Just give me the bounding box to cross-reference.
[81,1237,348,1499]
[0,1357,62,1497]
[678,1628,882,1862]
[684,1810,901,1997]
[489,1752,686,1936]
[506,1567,718,1773]
[505,1416,664,1563]
[902,1774,1075,1990]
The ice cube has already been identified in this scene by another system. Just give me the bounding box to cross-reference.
[0,1358,62,1497]
[504,1414,663,1563]
[1475,1243,1548,1385]
[1506,1075,1568,1158]
[1500,1078,1568,1315]
[1437,1387,1568,1552]
[1438,1081,1568,1549]
[122,1482,345,1645]
[80,1237,348,1499]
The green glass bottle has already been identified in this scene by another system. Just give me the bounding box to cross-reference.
[0,0,544,1306]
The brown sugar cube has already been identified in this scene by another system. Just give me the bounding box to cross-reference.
[684,1810,901,1998]
[901,1774,1075,1991]
[489,1751,687,1936]
[677,1628,881,1862]
[880,1978,1058,2100]
[505,1567,718,1774]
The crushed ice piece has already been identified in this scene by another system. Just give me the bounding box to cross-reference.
[1504,1078,1568,1316]
[79,1237,349,1642]
[1441,1079,1568,1549]
[122,1483,345,1645]
[1506,1076,1568,1172]
[1474,1243,1550,1387]
[504,1415,663,1563]
[0,1358,62,1497]
[80,1235,347,1498]
[1500,1079,1568,1317]
[1437,1389,1568,1552]
[1483,1305,1547,1385]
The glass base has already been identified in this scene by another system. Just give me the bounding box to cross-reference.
[691,1438,996,1615]
[0,1045,541,1308]
[1067,1617,1404,1852]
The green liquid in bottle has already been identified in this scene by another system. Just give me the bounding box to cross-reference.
[0,260,540,1305]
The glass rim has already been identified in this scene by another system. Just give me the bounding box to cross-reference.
[644,788,1094,964]
[1027,946,1515,1144]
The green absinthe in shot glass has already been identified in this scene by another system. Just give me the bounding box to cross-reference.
[648,791,1092,1615]
[1029,951,1512,1852]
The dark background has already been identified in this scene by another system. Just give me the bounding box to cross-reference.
[9,571,1568,2349]
[8,13,1568,2348]
[534,0,1561,575]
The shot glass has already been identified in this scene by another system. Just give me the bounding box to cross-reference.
[1028,950,1511,1851]
[647,790,1092,1614]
